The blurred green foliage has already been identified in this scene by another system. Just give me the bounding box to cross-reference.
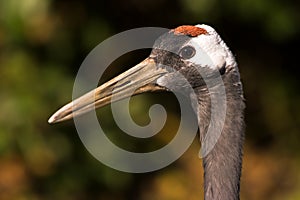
[0,0,299,199]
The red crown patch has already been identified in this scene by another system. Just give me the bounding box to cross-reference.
[172,25,208,37]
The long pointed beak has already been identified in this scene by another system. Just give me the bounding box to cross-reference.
[48,58,168,123]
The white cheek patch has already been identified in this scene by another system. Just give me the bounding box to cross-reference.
[185,24,229,70]
[186,39,216,69]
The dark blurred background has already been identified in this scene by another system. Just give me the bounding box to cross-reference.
[1,0,300,199]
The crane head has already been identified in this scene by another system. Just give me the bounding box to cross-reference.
[48,24,234,123]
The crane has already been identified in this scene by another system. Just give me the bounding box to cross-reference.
[49,24,245,200]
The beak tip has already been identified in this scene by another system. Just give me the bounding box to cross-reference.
[48,111,63,124]
[48,115,56,124]
[48,102,74,124]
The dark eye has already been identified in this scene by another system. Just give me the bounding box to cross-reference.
[179,46,196,59]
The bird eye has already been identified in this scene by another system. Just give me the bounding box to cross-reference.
[179,46,196,59]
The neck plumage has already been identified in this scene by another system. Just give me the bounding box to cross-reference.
[194,69,245,200]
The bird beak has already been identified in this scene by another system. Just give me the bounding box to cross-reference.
[48,58,168,123]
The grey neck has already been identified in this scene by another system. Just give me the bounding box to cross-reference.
[193,71,245,200]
